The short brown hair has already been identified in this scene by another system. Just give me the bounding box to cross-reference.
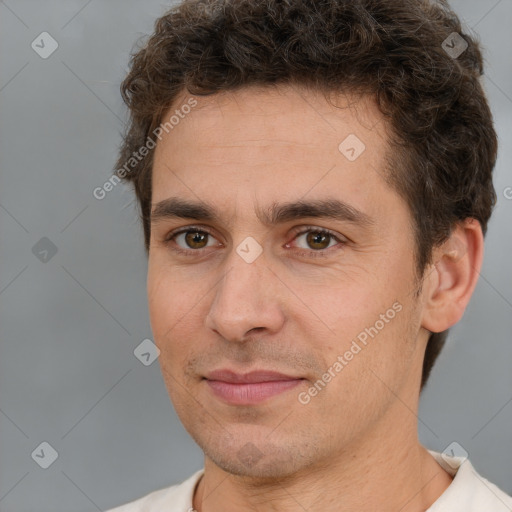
[115,0,497,389]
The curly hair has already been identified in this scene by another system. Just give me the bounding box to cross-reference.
[115,0,497,390]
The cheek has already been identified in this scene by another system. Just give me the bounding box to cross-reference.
[306,302,417,436]
[305,276,414,387]
[147,271,170,332]
[147,267,194,342]
[302,278,393,348]
[147,264,215,376]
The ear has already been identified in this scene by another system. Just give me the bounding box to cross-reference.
[420,218,484,333]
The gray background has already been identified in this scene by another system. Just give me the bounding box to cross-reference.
[0,1,510,510]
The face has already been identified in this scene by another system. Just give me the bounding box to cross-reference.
[147,85,429,478]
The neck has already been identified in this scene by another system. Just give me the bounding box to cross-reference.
[192,401,453,512]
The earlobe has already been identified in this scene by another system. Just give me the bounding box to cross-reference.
[421,219,484,333]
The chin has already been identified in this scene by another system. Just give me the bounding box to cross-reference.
[198,428,320,480]
[207,447,300,479]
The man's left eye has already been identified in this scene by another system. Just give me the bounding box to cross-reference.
[288,229,344,252]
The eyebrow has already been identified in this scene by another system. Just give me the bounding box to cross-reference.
[150,197,374,228]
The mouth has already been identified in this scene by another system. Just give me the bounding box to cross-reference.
[203,369,305,405]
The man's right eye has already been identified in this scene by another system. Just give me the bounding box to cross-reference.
[164,227,221,253]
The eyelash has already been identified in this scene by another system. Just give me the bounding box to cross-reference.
[163,225,346,259]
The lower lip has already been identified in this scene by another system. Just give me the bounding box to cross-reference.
[205,379,303,405]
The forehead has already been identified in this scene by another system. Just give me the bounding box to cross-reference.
[150,85,399,225]
[158,84,386,149]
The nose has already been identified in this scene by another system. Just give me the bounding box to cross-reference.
[205,249,285,343]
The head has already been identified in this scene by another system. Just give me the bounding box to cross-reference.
[115,0,496,478]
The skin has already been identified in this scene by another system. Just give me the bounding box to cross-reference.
[147,84,483,512]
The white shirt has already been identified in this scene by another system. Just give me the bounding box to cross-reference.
[105,451,512,511]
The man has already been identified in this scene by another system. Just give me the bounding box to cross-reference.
[107,0,511,510]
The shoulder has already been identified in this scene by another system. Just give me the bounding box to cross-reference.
[428,451,512,511]
[105,469,204,512]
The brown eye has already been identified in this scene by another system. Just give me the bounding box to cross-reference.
[305,231,332,250]
[184,230,209,249]
[288,227,345,257]
[168,229,218,251]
